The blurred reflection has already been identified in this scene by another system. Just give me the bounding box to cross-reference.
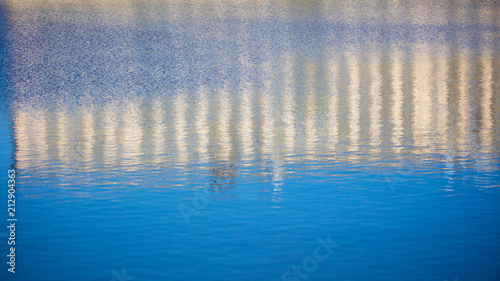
[4,0,500,190]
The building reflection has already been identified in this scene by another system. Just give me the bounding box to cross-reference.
[5,0,500,192]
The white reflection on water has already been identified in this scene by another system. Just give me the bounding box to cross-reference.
[4,0,500,190]
[347,50,361,155]
[391,47,404,153]
[11,43,499,182]
[369,48,382,155]
[480,47,494,167]
[457,48,472,158]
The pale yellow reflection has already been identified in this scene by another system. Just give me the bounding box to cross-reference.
[412,43,433,153]
[261,78,275,160]
[305,60,318,159]
[391,47,404,153]
[433,47,450,152]
[13,110,31,170]
[326,52,339,151]
[457,48,471,157]
[369,49,382,154]
[347,50,361,154]
[80,107,94,165]
[121,101,142,169]
[174,92,188,165]
[151,98,166,164]
[56,110,70,165]
[217,88,232,162]
[196,87,210,162]
[282,52,296,156]
[479,47,494,167]
[236,21,255,163]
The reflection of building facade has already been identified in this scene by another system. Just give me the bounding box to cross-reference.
[12,44,499,172]
[6,0,500,186]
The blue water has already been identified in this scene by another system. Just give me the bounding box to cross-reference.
[1,1,500,281]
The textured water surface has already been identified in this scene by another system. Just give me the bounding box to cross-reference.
[0,1,499,281]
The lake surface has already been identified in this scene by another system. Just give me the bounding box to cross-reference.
[0,1,499,280]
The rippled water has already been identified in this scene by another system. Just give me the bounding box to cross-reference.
[0,1,499,281]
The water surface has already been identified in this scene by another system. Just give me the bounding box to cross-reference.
[0,1,499,281]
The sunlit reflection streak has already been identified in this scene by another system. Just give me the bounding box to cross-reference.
[260,41,274,160]
[195,87,210,163]
[238,82,255,163]
[263,30,284,194]
[434,47,455,185]
[479,47,494,169]
[151,98,166,164]
[412,43,433,153]
[31,109,48,166]
[347,50,361,154]
[391,47,404,153]
[235,18,255,163]
[13,110,30,170]
[305,60,318,159]
[174,92,188,166]
[80,107,94,166]
[102,104,118,166]
[217,88,232,162]
[457,48,471,157]
[434,47,451,151]
[260,80,275,160]
[477,0,495,170]
[369,49,382,154]
[282,53,296,156]
[55,110,69,165]
[326,53,339,151]
[121,101,142,169]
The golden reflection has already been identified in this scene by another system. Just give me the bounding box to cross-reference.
[434,47,451,152]
[121,101,142,169]
[36,111,49,165]
[56,110,70,165]
[369,48,382,154]
[196,87,210,163]
[151,99,166,164]
[326,52,339,152]
[347,50,361,155]
[13,110,30,170]
[412,43,433,153]
[391,47,404,154]
[261,71,275,160]
[83,107,96,165]
[174,91,189,165]
[479,47,494,169]
[217,88,232,162]
[282,53,296,156]
[236,20,255,162]
[457,48,471,157]
[305,60,318,159]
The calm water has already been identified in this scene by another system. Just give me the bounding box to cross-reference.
[1,1,500,281]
